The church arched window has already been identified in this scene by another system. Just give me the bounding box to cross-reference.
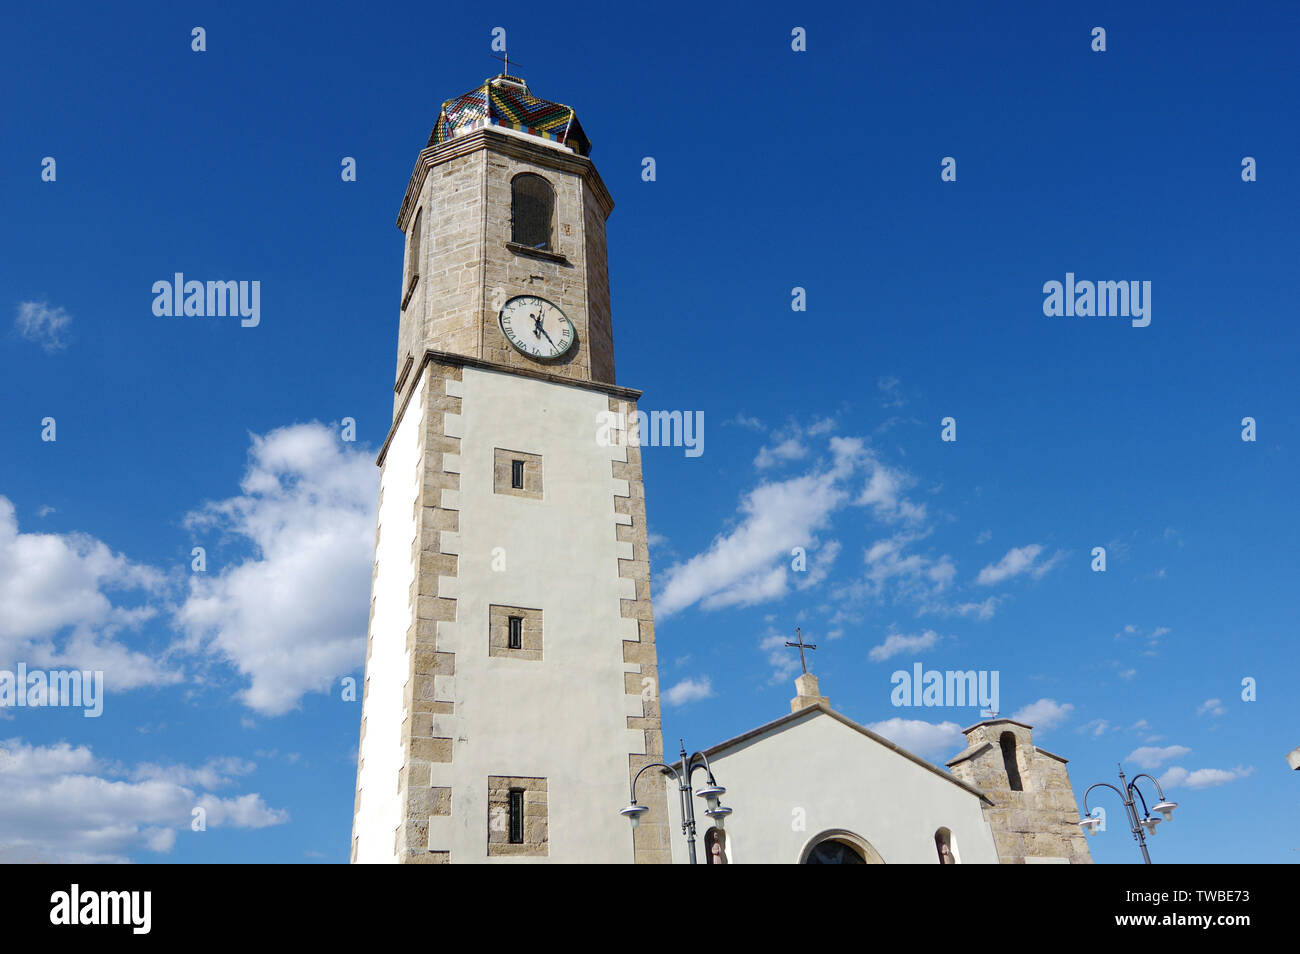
[934,827,960,864]
[804,839,866,864]
[1000,731,1023,792]
[799,830,884,864]
[511,174,554,250]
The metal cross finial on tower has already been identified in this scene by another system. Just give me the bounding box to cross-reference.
[785,627,817,675]
[492,51,523,78]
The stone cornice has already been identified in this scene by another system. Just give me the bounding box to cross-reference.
[961,717,1035,734]
[1033,745,1069,764]
[396,126,615,233]
[377,348,642,466]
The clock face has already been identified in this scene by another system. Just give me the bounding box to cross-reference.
[499,295,574,361]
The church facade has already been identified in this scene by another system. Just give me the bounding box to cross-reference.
[667,674,1093,864]
[350,73,1092,864]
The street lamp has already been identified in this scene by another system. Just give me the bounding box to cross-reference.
[1079,762,1178,864]
[621,740,733,864]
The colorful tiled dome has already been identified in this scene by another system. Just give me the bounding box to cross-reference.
[428,75,591,156]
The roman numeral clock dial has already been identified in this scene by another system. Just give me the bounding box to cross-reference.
[499,295,575,361]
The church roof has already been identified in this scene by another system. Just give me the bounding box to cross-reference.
[428,75,592,156]
[699,702,994,806]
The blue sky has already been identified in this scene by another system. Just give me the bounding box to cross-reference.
[1,0,1296,863]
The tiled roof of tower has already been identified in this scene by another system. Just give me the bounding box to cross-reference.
[428,75,591,156]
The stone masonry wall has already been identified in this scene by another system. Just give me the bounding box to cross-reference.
[612,397,671,864]
[394,152,485,419]
[391,129,616,419]
[394,360,463,863]
[948,721,1092,864]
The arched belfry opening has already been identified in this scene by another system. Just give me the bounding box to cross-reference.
[1000,731,1023,791]
[406,207,422,291]
[511,173,554,250]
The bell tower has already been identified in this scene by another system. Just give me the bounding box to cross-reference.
[946,719,1093,864]
[350,74,670,863]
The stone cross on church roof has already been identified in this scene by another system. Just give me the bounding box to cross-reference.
[786,629,830,714]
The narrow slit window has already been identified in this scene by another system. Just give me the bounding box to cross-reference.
[511,459,525,489]
[406,208,422,288]
[508,616,523,650]
[508,789,524,844]
[1000,731,1024,792]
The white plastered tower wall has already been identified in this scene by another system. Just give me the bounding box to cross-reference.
[352,372,427,863]
[423,366,659,861]
[351,75,670,863]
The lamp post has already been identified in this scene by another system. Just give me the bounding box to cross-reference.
[620,740,733,864]
[1079,763,1178,864]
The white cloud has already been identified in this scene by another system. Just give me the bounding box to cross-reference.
[868,630,941,662]
[14,300,72,352]
[656,437,867,617]
[663,676,714,706]
[1196,698,1227,717]
[866,718,965,759]
[794,539,841,590]
[0,496,178,690]
[700,565,787,610]
[1126,745,1192,769]
[857,458,927,524]
[177,423,378,715]
[729,413,764,431]
[876,376,905,409]
[1011,698,1073,730]
[754,437,808,469]
[658,431,939,617]
[920,596,999,621]
[753,419,835,469]
[976,544,1066,586]
[760,633,802,684]
[131,756,256,790]
[1159,765,1253,790]
[847,532,956,604]
[0,738,286,863]
[1079,718,1114,737]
